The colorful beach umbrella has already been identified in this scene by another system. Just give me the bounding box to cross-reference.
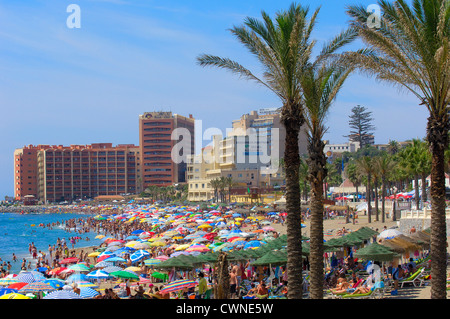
[159,280,197,294]
[130,250,150,263]
[0,288,18,296]
[19,281,56,293]
[110,270,140,280]
[67,264,91,272]
[0,293,30,299]
[0,278,19,286]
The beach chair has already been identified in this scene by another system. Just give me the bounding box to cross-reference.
[341,281,385,299]
[399,267,424,288]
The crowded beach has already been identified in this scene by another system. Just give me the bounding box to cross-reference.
[0,202,447,299]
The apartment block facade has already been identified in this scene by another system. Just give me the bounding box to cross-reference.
[14,143,140,203]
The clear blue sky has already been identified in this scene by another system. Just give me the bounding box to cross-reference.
[0,0,428,198]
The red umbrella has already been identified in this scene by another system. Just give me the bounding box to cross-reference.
[48,267,67,275]
[59,257,79,264]
[8,282,28,290]
[96,255,114,263]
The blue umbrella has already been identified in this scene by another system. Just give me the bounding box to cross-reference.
[66,273,88,283]
[244,240,264,250]
[126,235,140,240]
[102,266,123,274]
[78,287,100,299]
[130,250,150,263]
[43,290,82,299]
[87,269,110,279]
[0,288,18,296]
[15,272,37,284]
[131,230,144,235]
[39,279,65,289]
[94,261,114,268]
[103,256,126,263]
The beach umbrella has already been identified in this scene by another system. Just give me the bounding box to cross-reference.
[130,250,150,263]
[67,264,91,272]
[103,256,127,263]
[66,273,88,283]
[0,288,18,296]
[7,282,28,290]
[94,261,114,268]
[186,244,210,253]
[0,278,19,286]
[0,293,30,299]
[110,270,140,281]
[131,229,145,235]
[102,266,123,274]
[144,259,161,266]
[78,287,100,299]
[43,290,82,299]
[354,243,400,262]
[126,235,140,240]
[159,279,198,294]
[151,272,169,281]
[88,251,101,258]
[87,269,111,279]
[76,281,99,288]
[378,229,403,240]
[39,279,65,289]
[15,272,37,284]
[133,242,152,250]
[244,240,264,250]
[59,257,79,264]
[19,282,56,294]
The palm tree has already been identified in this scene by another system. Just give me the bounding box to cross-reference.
[374,154,395,223]
[372,161,380,222]
[299,158,309,201]
[210,178,221,203]
[224,176,234,203]
[301,61,354,299]
[345,161,362,202]
[346,0,450,298]
[197,3,322,298]
[356,156,374,223]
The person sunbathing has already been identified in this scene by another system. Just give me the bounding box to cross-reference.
[330,274,350,294]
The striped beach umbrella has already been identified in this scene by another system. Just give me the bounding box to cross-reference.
[43,290,82,299]
[159,280,197,294]
[15,272,37,284]
[144,258,161,266]
[19,282,56,294]
[102,266,123,274]
[94,261,114,268]
[66,273,88,283]
[67,264,91,272]
[76,281,99,288]
[78,287,100,299]
[0,278,19,286]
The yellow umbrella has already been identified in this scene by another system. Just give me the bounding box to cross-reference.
[175,244,190,251]
[125,266,142,272]
[125,241,141,247]
[235,218,244,221]
[95,235,105,239]
[149,241,166,247]
[198,224,212,229]
[0,293,30,299]
[173,236,184,240]
[88,252,100,257]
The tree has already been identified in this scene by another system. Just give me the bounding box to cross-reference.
[197,3,319,298]
[374,154,395,223]
[301,59,354,299]
[346,105,376,149]
[344,161,362,202]
[356,156,374,223]
[346,0,450,298]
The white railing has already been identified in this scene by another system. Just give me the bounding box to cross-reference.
[401,207,450,219]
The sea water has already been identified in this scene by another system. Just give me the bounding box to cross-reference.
[0,212,104,274]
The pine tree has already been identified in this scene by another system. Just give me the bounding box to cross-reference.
[346,105,375,149]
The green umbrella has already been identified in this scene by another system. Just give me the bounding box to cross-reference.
[110,270,140,280]
[354,243,400,262]
[151,271,169,281]
[157,255,195,270]
[251,250,288,266]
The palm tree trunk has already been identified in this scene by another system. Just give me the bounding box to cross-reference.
[374,178,379,221]
[281,107,303,299]
[421,173,428,203]
[367,175,372,223]
[381,178,386,223]
[414,174,420,209]
[307,138,326,299]
[427,116,448,299]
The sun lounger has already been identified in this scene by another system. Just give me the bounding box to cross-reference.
[341,281,385,299]
[399,267,424,288]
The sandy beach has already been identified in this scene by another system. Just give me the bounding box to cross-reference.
[62,212,449,299]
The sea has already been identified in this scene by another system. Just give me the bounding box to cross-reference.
[0,211,104,274]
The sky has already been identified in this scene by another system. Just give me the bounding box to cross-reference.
[0,0,429,199]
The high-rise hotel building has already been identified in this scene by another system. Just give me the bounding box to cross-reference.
[14,143,140,203]
[139,111,195,188]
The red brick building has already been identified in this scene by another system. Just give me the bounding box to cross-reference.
[139,112,195,188]
[14,143,140,203]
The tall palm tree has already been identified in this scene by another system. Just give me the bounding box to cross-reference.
[356,156,374,223]
[374,154,395,223]
[346,0,450,298]
[345,161,362,202]
[210,178,221,203]
[197,3,321,298]
[301,61,354,299]
[299,158,309,201]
